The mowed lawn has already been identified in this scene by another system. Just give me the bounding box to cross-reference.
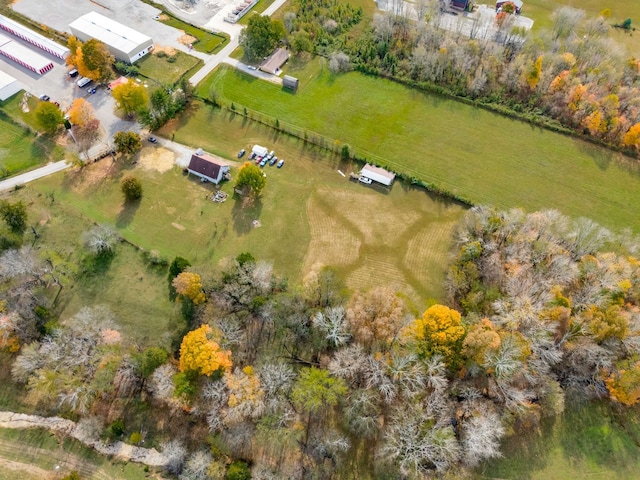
[199,62,640,232]
[3,184,183,346]
[479,401,640,479]
[0,96,65,177]
[30,112,465,305]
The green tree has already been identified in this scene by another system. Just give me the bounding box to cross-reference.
[113,131,142,156]
[120,176,143,202]
[111,81,149,117]
[227,460,251,480]
[240,15,286,61]
[35,101,63,134]
[79,39,114,83]
[135,347,169,378]
[168,256,191,298]
[0,200,27,234]
[290,30,313,55]
[235,161,266,197]
[291,367,347,414]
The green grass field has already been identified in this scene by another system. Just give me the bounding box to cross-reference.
[522,0,640,55]
[197,61,640,232]
[0,97,65,178]
[479,401,640,479]
[159,15,227,53]
[0,428,152,480]
[136,50,202,86]
[22,111,465,306]
[2,182,183,347]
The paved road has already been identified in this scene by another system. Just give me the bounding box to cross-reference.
[0,160,70,192]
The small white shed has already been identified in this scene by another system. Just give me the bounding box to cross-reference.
[252,145,268,157]
[360,164,395,186]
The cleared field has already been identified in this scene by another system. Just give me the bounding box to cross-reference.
[26,107,465,304]
[136,51,202,86]
[0,428,151,480]
[523,0,640,55]
[479,401,640,479]
[198,62,640,232]
[3,178,183,347]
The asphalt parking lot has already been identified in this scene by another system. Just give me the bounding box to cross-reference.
[13,0,198,54]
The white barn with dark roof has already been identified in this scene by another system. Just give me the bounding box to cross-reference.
[69,12,153,63]
[187,152,230,184]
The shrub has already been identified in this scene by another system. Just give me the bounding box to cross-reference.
[120,176,143,202]
[226,460,251,480]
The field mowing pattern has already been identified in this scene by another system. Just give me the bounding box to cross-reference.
[202,63,640,232]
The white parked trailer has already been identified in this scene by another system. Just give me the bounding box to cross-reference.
[252,145,268,157]
[360,163,396,186]
[0,32,54,74]
[0,14,69,59]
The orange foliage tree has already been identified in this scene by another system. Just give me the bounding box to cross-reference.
[68,98,96,127]
[606,357,640,406]
[179,325,232,376]
[172,272,206,305]
[462,318,501,366]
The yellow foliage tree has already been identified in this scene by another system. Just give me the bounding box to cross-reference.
[111,81,149,117]
[172,272,206,305]
[583,304,629,343]
[606,357,640,406]
[68,98,96,127]
[526,56,543,90]
[623,123,640,151]
[583,109,605,136]
[179,325,232,376]
[403,304,465,364]
[66,36,80,67]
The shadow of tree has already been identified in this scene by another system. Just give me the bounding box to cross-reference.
[231,194,263,236]
[116,199,141,228]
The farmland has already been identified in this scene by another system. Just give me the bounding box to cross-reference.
[199,61,640,232]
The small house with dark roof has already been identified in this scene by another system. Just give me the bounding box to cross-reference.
[259,48,290,75]
[187,152,230,184]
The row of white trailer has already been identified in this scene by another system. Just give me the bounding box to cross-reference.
[0,31,54,75]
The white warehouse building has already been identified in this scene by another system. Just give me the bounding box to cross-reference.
[69,12,153,63]
[0,70,22,101]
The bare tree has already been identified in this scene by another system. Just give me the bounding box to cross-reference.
[179,451,213,480]
[460,402,505,466]
[161,440,187,475]
[551,7,585,41]
[328,52,351,73]
[312,306,350,348]
[83,224,118,256]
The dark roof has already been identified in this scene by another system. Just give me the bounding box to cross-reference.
[259,48,290,75]
[188,153,225,180]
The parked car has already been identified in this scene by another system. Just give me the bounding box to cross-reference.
[68,68,79,78]
[255,156,263,165]
[237,149,246,158]
[269,156,278,166]
[248,66,257,70]
[87,87,97,94]
[249,152,256,160]
[259,157,268,167]
[277,159,285,168]
[268,150,275,158]
[38,94,50,101]
[148,136,158,143]
[77,76,92,87]
[358,176,372,184]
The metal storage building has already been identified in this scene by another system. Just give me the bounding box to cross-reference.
[0,14,69,59]
[69,12,153,63]
[0,69,22,100]
[360,164,396,186]
[0,32,54,74]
